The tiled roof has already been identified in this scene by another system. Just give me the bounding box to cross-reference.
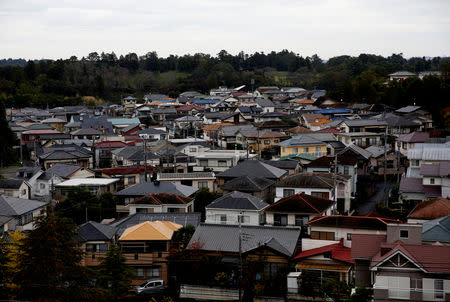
[220,175,274,192]
[408,198,450,220]
[218,160,287,180]
[265,192,335,214]
[45,163,83,178]
[176,104,205,112]
[206,191,269,211]
[115,181,198,197]
[286,126,312,134]
[420,162,450,177]
[101,165,154,176]
[276,172,334,189]
[422,216,450,243]
[202,123,233,131]
[279,134,326,147]
[0,196,46,216]
[187,223,300,257]
[397,132,429,143]
[70,128,103,136]
[0,179,25,189]
[22,129,62,135]
[160,172,215,180]
[132,193,192,205]
[76,221,116,242]
[94,141,128,148]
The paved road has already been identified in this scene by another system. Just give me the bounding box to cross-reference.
[356,180,396,215]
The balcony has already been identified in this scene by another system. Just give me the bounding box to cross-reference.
[122,251,169,265]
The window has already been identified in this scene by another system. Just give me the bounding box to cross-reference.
[283,189,295,198]
[189,147,196,152]
[128,176,136,185]
[238,215,250,224]
[21,189,27,196]
[136,268,144,277]
[218,160,227,167]
[434,279,444,299]
[295,215,308,227]
[282,147,286,152]
[400,230,409,239]
[274,214,288,226]
[264,140,270,145]
[167,208,180,213]
[292,148,298,154]
[402,142,407,149]
[198,181,208,189]
[274,139,279,143]
[146,267,160,278]
[430,178,435,185]
[347,233,352,241]
[136,208,148,213]
[311,231,335,240]
[20,212,33,226]
[388,276,410,299]
[303,147,309,153]
[411,160,419,167]
[315,147,321,151]
[311,191,329,199]
[216,214,226,223]
[199,159,208,167]
[344,166,349,175]
[40,183,46,189]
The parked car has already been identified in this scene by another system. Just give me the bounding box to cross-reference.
[136,279,166,295]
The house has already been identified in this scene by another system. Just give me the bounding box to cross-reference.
[45,163,95,179]
[202,122,233,144]
[407,198,450,224]
[111,145,159,167]
[352,223,450,301]
[388,71,416,81]
[337,144,372,175]
[94,141,128,168]
[0,179,31,199]
[127,193,194,215]
[299,113,327,129]
[100,165,154,189]
[264,192,336,232]
[285,126,312,136]
[184,223,301,296]
[217,124,256,149]
[114,181,198,206]
[107,118,141,133]
[422,216,450,245]
[396,132,430,156]
[76,221,116,266]
[365,145,403,175]
[205,191,269,225]
[220,175,275,203]
[255,98,275,113]
[118,221,182,285]
[70,128,103,140]
[159,172,216,192]
[237,130,288,154]
[262,160,300,176]
[176,104,205,115]
[307,215,400,248]
[54,178,120,201]
[120,124,141,137]
[217,160,287,188]
[41,117,66,131]
[0,195,46,232]
[336,132,382,148]
[279,135,328,158]
[291,239,354,297]
[39,149,92,169]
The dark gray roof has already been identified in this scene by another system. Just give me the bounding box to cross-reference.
[121,124,140,133]
[395,105,421,113]
[218,160,287,180]
[221,176,274,192]
[39,150,90,160]
[136,128,166,135]
[187,223,300,257]
[276,173,334,189]
[76,221,116,242]
[420,163,450,177]
[256,98,275,107]
[71,128,103,136]
[206,191,269,210]
[279,134,326,147]
[263,160,298,170]
[111,212,201,236]
[115,181,198,197]
[343,119,387,127]
[0,196,46,216]
[44,163,83,178]
[0,179,25,189]
[160,172,215,180]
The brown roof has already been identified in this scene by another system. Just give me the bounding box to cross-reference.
[264,192,335,214]
[407,197,450,220]
[302,113,326,123]
[245,131,288,139]
[287,126,312,134]
[351,234,387,259]
[306,156,357,168]
[371,243,450,273]
[202,123,233,131]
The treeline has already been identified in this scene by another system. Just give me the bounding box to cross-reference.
[0,50,449,124]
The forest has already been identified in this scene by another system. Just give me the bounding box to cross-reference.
[0,50,449,123]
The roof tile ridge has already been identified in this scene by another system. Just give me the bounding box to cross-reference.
[297,193,322,214]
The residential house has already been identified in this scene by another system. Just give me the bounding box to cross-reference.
[0,195,46,233]
[0,179,31,199]
[279,135,327,158]
[118,221,182,285]
[107,118,141,134]
[54,178,120,201]
[100,165,154,189]
[336,132,382,148]
[202,123,233,144]
[194,149,250,173]
[365,145,403,176]
[388,71,416,81]
[114,181,198,206]
[41,117,66,131]
[255,98,275,113]
[264,192,336,232]
[39,149,92,169]
[217,160,287,188]
[127,193,194,215]
[76,221,116,266]
[396,132,430,156]
[299,113,327,129]
[205,191,269,226]
[262,160,300,176]
[422,216,450,245]
[159,172,216,192]
[237,130,288,154]
[217,125,256,149]
[176,104,205,115]
[70,128,103,140]
[111,145,159,167]
[337,144,372,175]
[220,175,275,203]
[135,128,168,141]
[94,141,128,168]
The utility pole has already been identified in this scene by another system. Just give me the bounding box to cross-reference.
[143,136,148,182]
[238,213,243,302]
[383,125,388,206]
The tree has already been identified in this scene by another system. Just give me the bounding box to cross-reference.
[350,286,373,302]
[96,244,134,301]
[193,188,220,221]
[15,207,90,301]
[3,230,25,299]
[55,188,100,224]
[172,225,195,249]
[0,101,18,167]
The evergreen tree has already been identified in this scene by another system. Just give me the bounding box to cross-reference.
[0,101,18,167]
[97,244,134,301]
[15,207,90,302]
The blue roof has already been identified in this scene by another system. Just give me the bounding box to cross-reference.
[331,116,348,120]
[314,109,351,114]
[107,118,141,125]
[193,99,219,104]
[151,99,171,103]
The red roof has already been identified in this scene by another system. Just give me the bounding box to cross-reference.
[407,197,450,220]
[176,104,205,112]
[308,215,401,230]
[101,165,154,175]
[295,239,354,264]
[132,193,192,205]
[94,141,128,148]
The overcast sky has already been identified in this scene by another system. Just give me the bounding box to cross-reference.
[1,0,449,60]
